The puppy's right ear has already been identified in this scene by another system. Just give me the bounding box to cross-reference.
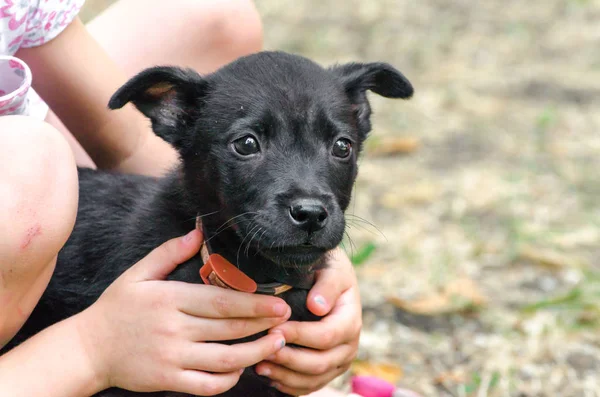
[109,66,207,149]
[330,62,413,140]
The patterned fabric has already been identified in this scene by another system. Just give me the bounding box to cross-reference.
[0,0,85,118]
[0,55,31,116]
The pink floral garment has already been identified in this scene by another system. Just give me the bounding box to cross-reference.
[0,0,85,118]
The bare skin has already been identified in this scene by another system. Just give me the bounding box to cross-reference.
[0,116,78,349]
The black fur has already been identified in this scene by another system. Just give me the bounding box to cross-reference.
[2,51,412,396]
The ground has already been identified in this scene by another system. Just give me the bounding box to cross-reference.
[81,1,600,396]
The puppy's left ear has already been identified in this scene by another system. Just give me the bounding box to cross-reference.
[330,62,413,137]
[109,66,207,150]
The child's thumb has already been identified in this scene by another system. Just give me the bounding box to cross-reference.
[129,229,203,281]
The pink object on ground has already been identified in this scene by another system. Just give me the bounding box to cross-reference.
[351,376,396,397]
[304,382,423,397]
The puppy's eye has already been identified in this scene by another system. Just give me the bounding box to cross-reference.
[332,138,352,158]
[232,135,260,156]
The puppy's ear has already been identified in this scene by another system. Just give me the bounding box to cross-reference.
[108,66,207,149]
[330,62,413,137]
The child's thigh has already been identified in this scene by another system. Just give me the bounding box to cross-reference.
[0,116,78,347]
[85,0,263,75]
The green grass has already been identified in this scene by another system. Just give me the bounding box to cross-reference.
[521,271,600,328]
[349,241,377,266]
[461,371,501,395]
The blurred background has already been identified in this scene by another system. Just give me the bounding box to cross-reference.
[82,1,600,396]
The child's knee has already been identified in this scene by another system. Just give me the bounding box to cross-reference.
[197,0,263,55]
[0,115,78,283]
[0,116,78,345]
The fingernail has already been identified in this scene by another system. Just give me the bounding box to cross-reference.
[257,367,271,377]
[273,303,288,317]
[274,338,286,350]
[314,295,327,307]
[271,382,282,390]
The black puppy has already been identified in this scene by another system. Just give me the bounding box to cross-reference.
[4,51,413,396]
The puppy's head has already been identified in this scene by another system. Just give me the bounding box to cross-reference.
[110,52,412,268]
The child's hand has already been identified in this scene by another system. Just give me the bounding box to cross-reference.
[256,248,361,396]
[78,229,290,395]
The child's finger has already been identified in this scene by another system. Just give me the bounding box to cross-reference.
[175,368,243,396]
[176,283,290,319]
[181,333,286,373]
[182,314,290,341]
[306,247,354,317]
[127,229,203,281]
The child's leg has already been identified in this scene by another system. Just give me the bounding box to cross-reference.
[44,111,95,169]
[0,116,78,348]
[85,0,263,76]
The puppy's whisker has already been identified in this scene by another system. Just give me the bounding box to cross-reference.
[345,213,378,227]
[197,209,222,219]
[180,210,222,226]
[214,212,258,234]
[236,223,256,263]
[268,236,292,275]
[214,213,254,235]
[345,236,356,259]
[236,223,259,267]
[345,215,386,240]
[203,212,257,245]
[245,227,262,256]
[346,220,385,239]
[203,221,244,244]
[203,226,234,245]
[254,229,269,257]
[340,240,348,255]
[343,229,358,259]
[235,227,252,268]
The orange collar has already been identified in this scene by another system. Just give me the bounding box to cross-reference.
[196,217,293,296]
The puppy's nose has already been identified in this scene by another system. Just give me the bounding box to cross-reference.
[289,199,328,233]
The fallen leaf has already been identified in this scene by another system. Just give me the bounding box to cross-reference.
[351,361,404,384]
[367,137,420,157]
[379,183,439,209]
[387,277,487,316]
[434,370,466,384]
[551,227,600,249]
[518,245,586,269]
